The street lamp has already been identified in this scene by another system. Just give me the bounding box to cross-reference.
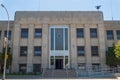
[1,4,10,80]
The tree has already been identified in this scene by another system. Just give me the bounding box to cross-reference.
[0,46,12,73]
[114,41,120,60]
[106,44,120,67]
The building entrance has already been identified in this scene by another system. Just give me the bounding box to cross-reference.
[55,59,63,69]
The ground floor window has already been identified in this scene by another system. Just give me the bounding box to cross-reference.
[19,64,27,73]
[33,64,41,73]
[92,63,100,72]
[78,63,86,70]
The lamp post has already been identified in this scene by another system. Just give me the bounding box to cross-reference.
[1,4,10,80]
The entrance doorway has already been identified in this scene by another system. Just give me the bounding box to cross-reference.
[55,59,63,69]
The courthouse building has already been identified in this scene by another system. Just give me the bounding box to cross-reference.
[0,11,120,73]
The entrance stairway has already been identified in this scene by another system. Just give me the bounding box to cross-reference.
[42,69,76,78]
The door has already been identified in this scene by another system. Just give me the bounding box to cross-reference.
[55,59,63,69]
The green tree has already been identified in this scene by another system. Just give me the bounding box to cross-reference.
[115,41,120,60]
[0,46,12,73]
[106,44,119,67]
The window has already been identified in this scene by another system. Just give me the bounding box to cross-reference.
[76,28,84,38]
[78,63,86,70]
[20,46,27,56]
[34,46,41,56]
[19,64,27,73]
[21,28,28,38]
[106,30,114,40]
[116,30,120,40]
[34,28,42,38]
[77,46,85,56]
[92,63,100,71]
[33,64,41,73]
[0,31,1,39]
[4,30,11,40]
[91,46,99,56]
[90,28,97,38]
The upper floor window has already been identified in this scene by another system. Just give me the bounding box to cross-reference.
[76,28,84,38]
[20,46,27,56]
[91,46,99,56]
[116,30,120,40]
[4,30,11,40]
[34,46,42,56]
[21,28,28,38]
[34,28,42,38]
[90,28,97,38]
[106,30,114,40]
[77,46,85,56]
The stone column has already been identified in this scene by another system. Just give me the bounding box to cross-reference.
[27,24,34,73]
[11,24,20,72]
[41,24,49,69]
[70,24,77,69]
[85,24,92,69]
[98,24,106,67]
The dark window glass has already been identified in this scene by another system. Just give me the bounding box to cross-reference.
[21,28,28,38]
[20,46,27,56]
[77,46,85,56]
[92,63,100,71]
[19,64,27,73]
[4,30,11,40]
[65,28,68,50]
[34,29,42,38]
[90,28,97,38]
[34,46,41,56]
[116,30,120,40]
[33,64,41,73]
[106,30,114,40]
[78,63,86,70]
[91,46,99,56]
[55,28,63,50]
[51,28,54,50]
[77,28,84,38]
[0,31,1,39]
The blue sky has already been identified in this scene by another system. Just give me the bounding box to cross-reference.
[0,0,120,20]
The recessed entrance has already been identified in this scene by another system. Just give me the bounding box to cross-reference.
[55,59,63,69]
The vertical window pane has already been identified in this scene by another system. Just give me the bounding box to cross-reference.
[21,28,28,38]
[116,30,120,40]
[34,29,42,38]
[90,28,97,38]
[77,28,84,38]
[34,46,41,56]
[55,28,63,50]
[65,28,68,50]
[4,30,11,40]
[20,46,27,56]
[51,29,54,50]
[91,46,99,56]
[106,30,114,40]
[77,46,85,56]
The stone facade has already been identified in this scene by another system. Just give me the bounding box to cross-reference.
[0,11,120,73]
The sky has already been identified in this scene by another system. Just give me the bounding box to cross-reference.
[0,0,120,20]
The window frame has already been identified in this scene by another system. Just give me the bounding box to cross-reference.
[76,28,84,38]
[116,30,120,40]
[34,28,42,38]
[34,46,42,56]
[90,28,97,38]
[77,46,85,56]
[21,28,28,38]
[91,46,99,56]
[20,46,28,56]
[106,30,114,40]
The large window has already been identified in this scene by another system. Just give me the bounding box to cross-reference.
[4,30,11,40]
[116,30,120,40]
[106,30,114,40]
[50,27,68,50]
[34,28,42,38]
[33,64,41,73]
[76,28,84,38]
[21,28,28,38]
[90,28,97,38]
[91,46,99,56]
[20,46,27,56]
[34,46,42,56]
[19,64,27,73]
[77,46,85,56]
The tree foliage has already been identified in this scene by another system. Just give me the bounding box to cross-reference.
[114,41,120,60]
[106,44,120,66]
